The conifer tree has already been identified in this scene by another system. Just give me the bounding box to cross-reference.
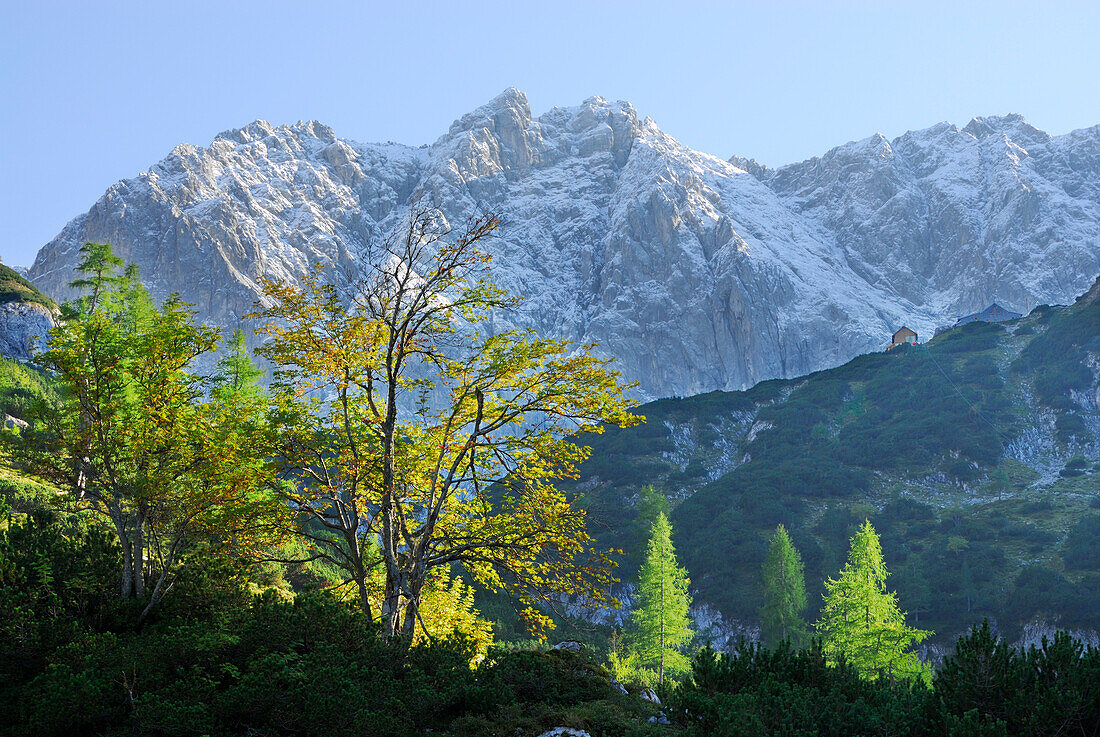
[10,243,286,622]
[631,512,692,685]
[760,524,810,648]
[632,485,668,568]
[816,520,931,682]
[213,329,264,401]
[635,485,669,534]
[67,241,124,313]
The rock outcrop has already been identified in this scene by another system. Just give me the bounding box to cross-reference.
[0,302,55,362]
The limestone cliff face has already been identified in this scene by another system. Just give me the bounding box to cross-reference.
[0,302,55,362]
[27,91,1100,398]
[759,115,1100,316]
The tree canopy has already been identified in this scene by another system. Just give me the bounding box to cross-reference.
[251,207,641,639]
[7,243,286,621]
[630,511,693,684]
[816,520,931,682]
[760,523,809,648]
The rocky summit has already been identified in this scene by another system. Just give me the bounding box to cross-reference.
[27,90,1100,398]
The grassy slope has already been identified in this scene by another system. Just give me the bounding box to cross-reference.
[0,357,64,519]
[566,278,1100,643]
[0,264,56,311]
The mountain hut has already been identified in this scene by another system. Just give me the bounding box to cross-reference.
[887,326,917,351]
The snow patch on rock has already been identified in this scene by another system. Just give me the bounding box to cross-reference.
[27,96,1100,398]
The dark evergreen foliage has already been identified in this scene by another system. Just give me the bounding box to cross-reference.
[2,509,1098,735]
[566,284,1100,640]
[0,507,660,736]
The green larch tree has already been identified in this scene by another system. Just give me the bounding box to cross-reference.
[631,485,668,569]
[635,485,669,535]
[630,511,693,685]
[816,520,932,683]
[8,243,287,622]
[760,523,810,648]
[213,329,264,401]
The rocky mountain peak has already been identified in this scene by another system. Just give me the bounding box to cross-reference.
[215,119,279,145]
[25,96,1100,398]
[726,156,770,179]
[963,113,1050,147]
[445,87,532,141]
[437,87,540,174]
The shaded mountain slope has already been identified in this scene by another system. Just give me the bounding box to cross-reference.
[569,278,1100,644]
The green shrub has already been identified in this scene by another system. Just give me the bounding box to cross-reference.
[1055,413,1089,444]
[0,265,55,310]
[1063,515,1100,571]
[669,642,930,736]
[937,621,1100,737]
[1061,456,1090,478]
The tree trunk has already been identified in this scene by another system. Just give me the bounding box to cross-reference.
[658,563,666,685]
[379,374,402,638]
[354,567,373,622]
[345,533,374,623]
[134,515,145,599]
[381,570,405,638]
[136,536,185,628]
[110,505,136,599]
[399,577,425,642]
[120,535,133,598]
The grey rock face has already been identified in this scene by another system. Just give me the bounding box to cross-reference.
[760,116,1100,316]
[26,92,1100,398]
[0,302,55,362]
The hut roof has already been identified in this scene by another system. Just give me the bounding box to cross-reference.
[955,303,1022,327]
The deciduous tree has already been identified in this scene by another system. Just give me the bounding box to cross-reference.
[252,206,640,640]
[9,243,285,621]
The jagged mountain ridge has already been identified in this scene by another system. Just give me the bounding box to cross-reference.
[27,90,1100,397]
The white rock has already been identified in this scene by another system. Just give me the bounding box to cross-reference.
[26,94,1100,399]
[5,414,28,430]
[0,302,55,362]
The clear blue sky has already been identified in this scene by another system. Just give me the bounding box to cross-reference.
[2,0,1099,266]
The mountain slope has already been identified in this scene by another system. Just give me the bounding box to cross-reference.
[754,115,1100,314]
[0,263,56,363]
[567,278,1100,645]
[26,91,1100,398]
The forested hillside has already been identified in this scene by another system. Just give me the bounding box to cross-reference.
[569,277,1100,645]
[1,242,1097,735]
